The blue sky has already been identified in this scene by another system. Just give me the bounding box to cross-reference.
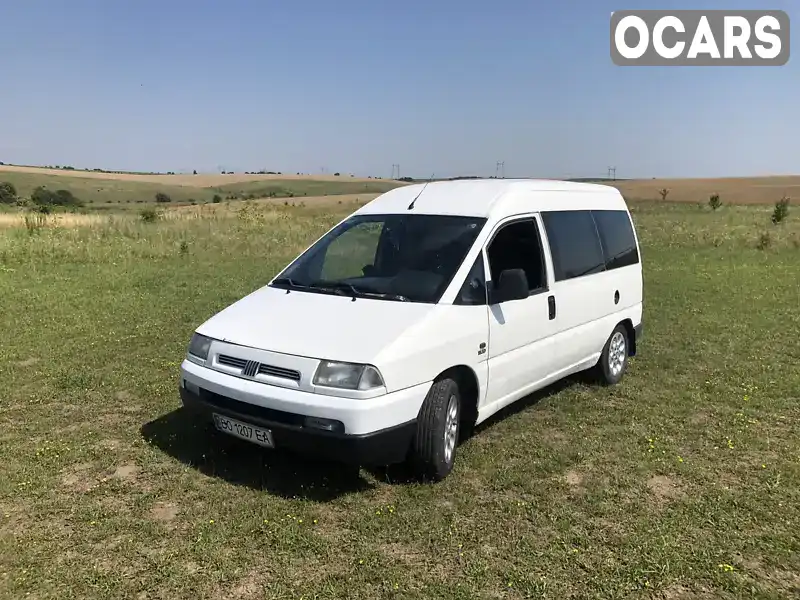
[1,0,797,179]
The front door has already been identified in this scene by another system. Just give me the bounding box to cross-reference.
[483,215,560,408]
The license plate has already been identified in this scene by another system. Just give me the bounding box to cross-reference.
[212,413,274,448]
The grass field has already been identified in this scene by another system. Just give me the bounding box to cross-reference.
[608,177,800,206]
[1,197,799,599]
[0,165,405,210]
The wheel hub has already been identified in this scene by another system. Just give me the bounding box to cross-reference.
[608,331,626,377]
[443,394,458,463]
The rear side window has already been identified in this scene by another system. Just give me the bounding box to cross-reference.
[592,210,640,270]
[541,210,605,281]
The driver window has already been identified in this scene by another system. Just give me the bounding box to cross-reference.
[319,221,383,280]
[486,218,547,292]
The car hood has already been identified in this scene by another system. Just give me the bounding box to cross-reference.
[196,284,437,365]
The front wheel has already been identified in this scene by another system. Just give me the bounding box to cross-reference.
[408,377,461,481]
[595,323,629,385]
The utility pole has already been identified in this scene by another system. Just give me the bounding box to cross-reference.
[607,166,616,180]
[495,161,505,178]
[391,164,400,179]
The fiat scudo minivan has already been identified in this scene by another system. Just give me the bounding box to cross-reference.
[179,179,643,481]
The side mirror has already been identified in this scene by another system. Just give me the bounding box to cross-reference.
[490,268,529,304]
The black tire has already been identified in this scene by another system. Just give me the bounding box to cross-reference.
[595,323,630,385]
[408,377,461,481]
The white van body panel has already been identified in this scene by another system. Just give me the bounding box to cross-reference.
[179,178,644,464]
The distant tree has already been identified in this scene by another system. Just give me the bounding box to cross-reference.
[658,188,670,201]
[155,192,172,203]
[334,172,340,176]
[31,186,56,206]
[709,194,721,210]
[212,194,222,203]
[193,169,197,175]
[0,181,17,204]
[771,196,790,224]
[53,189,83,206]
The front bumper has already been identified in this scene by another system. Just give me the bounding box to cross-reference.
[180,386,416,465]
[178,359,428,465]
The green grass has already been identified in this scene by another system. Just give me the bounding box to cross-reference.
[0,172,404,212]
[1,201,799,599]
[0,171,218,209]
[210,178,403,200]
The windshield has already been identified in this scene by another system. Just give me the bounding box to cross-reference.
[271,213,487,303]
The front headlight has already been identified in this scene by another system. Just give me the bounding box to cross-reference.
[313,360,385,391]
[187,332,213,364]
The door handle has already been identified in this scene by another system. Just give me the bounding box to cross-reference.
[548,295,556,320]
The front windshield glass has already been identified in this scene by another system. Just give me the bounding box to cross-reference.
[271,213,487,303]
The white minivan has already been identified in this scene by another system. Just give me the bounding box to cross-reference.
[179,179,643,480]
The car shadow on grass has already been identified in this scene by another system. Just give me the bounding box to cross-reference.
[141,372,596,497]
[140,408,375,502]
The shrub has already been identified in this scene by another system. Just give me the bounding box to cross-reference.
[212,194,222,203]
[140,208,159,222]
[31,186,55,206]
[54,189,83,206]
[771,196,790,224]
[155,192,172,203]
[334,172,340,176]
[757,231,771,250]
[709,194,721,210]
[0,181,17,204]
[30,186,83,208]
[659,188,669,201]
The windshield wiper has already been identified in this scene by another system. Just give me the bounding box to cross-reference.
[310,281,410,302]
[272,277,340,295]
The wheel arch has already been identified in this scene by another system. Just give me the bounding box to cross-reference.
[434,365,480,431]
[618,318,636,356]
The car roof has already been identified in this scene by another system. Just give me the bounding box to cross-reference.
[353,178,628,219]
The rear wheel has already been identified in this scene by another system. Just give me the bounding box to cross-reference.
[595,323,629,385]
[408,377,461,481]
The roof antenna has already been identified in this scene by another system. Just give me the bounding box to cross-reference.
[407,173,434,210]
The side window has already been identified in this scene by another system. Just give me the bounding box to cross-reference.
[319,221,383,280]
[541,210,605,281]
[592,210,640,270]
[486,219,547,292]
[454,253,487,305]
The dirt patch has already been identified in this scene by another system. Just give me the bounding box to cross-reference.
[647,475,685,504]
[380,542,427,567]
[113,392,142,412]
[150,501,178,523]
[13,357,39,368]
[94,439,122,451]
[228,573,262,599]
[61,462,100,492]
[565,470,584,488]
[541,428,567,445]
[112,464,140,481]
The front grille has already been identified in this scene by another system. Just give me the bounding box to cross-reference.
[217,354,301,382]
[258,363,301,381]
[218,354,247,369]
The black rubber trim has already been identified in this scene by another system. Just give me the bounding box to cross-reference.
[180,386,416,466]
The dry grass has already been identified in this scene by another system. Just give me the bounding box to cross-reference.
[0,212,110,229]
[0,164,402,187]
[610,176,800,205]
